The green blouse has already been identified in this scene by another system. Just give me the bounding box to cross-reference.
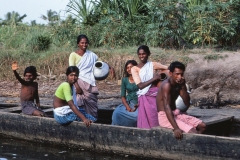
[55,82,72,102]
[121,77,138,104]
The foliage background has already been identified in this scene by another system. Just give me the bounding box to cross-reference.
[0,0,240,80]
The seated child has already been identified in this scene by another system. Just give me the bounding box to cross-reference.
[12,61,46,116]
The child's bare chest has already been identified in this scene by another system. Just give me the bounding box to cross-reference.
[21,85,37,95]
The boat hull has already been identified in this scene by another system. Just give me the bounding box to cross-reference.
[0,112,240,160]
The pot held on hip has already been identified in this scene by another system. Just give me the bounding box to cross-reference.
[93,61,109,80]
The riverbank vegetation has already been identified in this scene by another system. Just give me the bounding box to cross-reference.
[0,0,240,80]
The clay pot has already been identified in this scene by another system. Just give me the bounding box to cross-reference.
[93,61,109,80]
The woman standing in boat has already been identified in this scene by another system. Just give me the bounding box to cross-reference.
[112,60,139,127]
[69,34,115,120]
[53,66,96,126]
[131,45,169,129]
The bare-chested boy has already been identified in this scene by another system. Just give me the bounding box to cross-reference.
[12,61,46,117]
[156,61,206,140]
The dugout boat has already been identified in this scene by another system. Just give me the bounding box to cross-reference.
[0,103,240,160]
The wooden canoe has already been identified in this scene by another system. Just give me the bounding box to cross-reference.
[0,103,239,160]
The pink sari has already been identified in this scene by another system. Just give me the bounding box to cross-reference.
[137,87,159,129]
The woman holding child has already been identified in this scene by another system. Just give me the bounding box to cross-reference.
[131,45,169,129]
[112,60,139,127]
[69,34,115,119]
[53,66,96,126]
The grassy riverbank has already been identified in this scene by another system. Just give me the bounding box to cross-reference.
[0,45,228,81]
[1,0,240,81]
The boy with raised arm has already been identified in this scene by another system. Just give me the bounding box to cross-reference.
[12,61,46,116]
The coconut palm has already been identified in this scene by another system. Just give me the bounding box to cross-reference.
[66,0,94,25]
[0,11,27,26]
[40,9,59,25]
[31,20,37,26]
[61,15,77,25]
[121,0,148,20]
[91,0,120,15]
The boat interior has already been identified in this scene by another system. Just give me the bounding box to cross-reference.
[0,103,239,138]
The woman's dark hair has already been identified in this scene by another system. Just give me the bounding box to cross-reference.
[77,34,89,44]
[137,45,151,56]
[169,61,185,72]
[24,66,37,79]
[124,60,138,77]
[66,66,79,76]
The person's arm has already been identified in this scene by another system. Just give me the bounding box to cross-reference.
[13,70,27,85]
[179,78,190,108]
[162,83,183,140]
[153,62,170,79]
[120,78,132,112]
[12,62,27,85]
[121,97,132,112]
[136,75,160,89]
[131,65,166,90]
[35,83,40,108]
[69,52,75,66]
[68,100,91,127]
[121,78,131,112]
[62,83,91,126]
[132,68,163,90]
[153,62,169,70]
[74,80,83,94]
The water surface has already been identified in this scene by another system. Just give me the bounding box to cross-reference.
[0,136,155,160]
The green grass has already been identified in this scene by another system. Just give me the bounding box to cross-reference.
[0,26,233,81]
[0,44,198,80]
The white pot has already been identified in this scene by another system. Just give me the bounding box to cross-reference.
[93,61,109,80]
[176,96,188,112]
[175,84,191,112]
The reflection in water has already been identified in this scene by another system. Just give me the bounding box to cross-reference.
[0,136,153,160]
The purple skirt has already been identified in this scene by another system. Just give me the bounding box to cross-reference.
[137,87,159,129]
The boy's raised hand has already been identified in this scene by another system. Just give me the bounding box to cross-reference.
[12,61,19,71]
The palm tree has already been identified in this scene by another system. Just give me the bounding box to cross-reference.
[0,11,27,26]
[66,0,94,25]
[121,0,148,21]
[40,9,59,25]
[61,15,77,25]
[30,20,37,26]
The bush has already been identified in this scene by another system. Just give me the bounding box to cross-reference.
[29,35,51,52]
[37,35,51,51]
[185,0,240,47]
[145,0,187,48]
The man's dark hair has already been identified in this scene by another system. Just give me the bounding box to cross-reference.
[24,66,37,79]
[66,66,79,76]
[169,61,185,72]
[124,60,138,77]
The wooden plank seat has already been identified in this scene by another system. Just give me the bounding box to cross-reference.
[189,114,233,125]
[0,106,21,112]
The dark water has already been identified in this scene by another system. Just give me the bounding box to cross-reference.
[0,136,156,160]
